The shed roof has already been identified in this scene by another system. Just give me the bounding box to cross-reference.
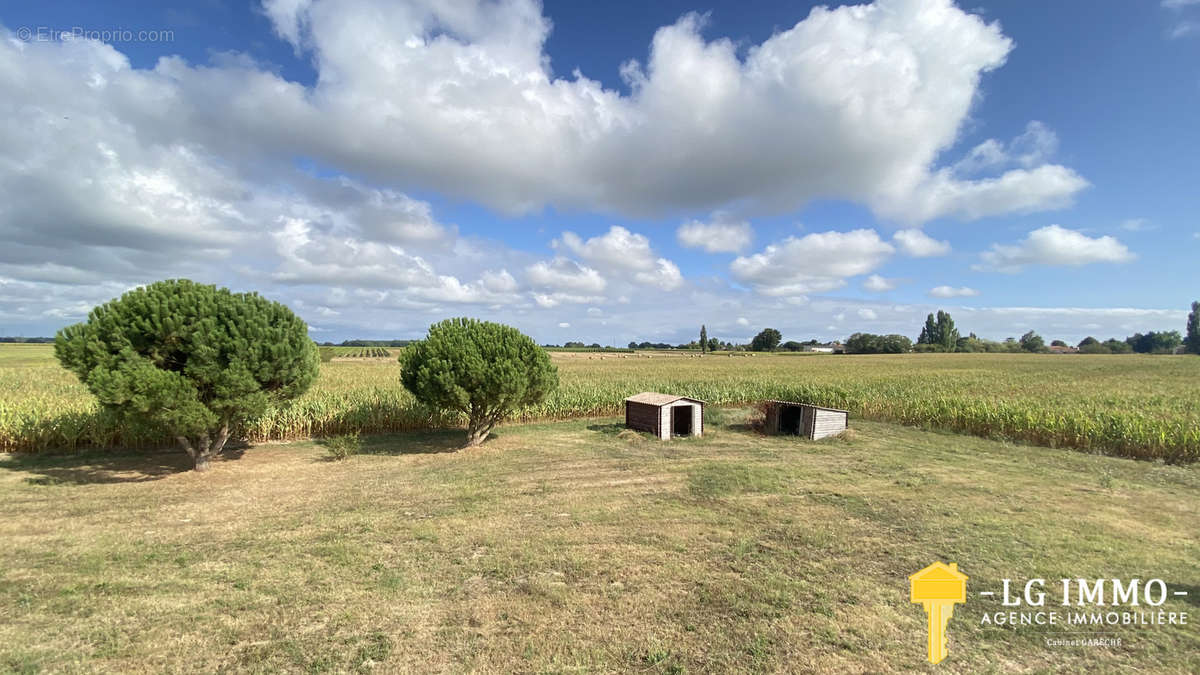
[625,392,706,406]
[764,400,849,414]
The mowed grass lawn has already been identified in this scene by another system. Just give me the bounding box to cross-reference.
[1,411,1196,673]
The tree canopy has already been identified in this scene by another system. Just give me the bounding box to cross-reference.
[846,333,913,354]
[54,279,319,471]
[750,328,782,352]
[1186,301,1199,355]
[400,318,558,447]
[1019,330,1045,352]
[1125,331,1182,354]
[917,311,959,351]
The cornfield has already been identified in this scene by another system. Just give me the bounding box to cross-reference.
[2,344,1198,462]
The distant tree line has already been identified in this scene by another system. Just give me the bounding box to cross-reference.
[845,333,913,354]
[839,301,1199,356]
[320,302,1200,357]
[620,327,838,353]
[623,338,728,351]
[0,337,54,343]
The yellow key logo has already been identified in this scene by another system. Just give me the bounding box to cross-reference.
[910,562,968,664]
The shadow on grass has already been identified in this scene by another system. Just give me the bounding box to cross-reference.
[1,443,248,485]
[585,423,627,435]
[316,428,476,460]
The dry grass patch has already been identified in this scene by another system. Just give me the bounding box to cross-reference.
[0,411,1197,673]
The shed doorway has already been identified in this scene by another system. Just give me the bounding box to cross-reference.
[780,405,804,435]
[672,406,693,437]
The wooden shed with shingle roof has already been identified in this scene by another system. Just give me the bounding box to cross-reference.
[624,392,705,440]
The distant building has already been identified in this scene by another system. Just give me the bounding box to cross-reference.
[1047,345,1079,354]
[804,342,845,354]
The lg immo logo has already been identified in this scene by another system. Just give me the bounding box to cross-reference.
[909,562,1192,665]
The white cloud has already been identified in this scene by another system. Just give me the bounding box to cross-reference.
[558,322,571,328]
[1163,0,1200,8]
[893,229,951,257]
[731,230,894,296]
[978,225,1135,273]
[525,258,607,294]
[1,0,1084,224]
[929,285,980,298]
[531,292,604,308]
[736,317,750,326]
[1120,218,1153,232]
[481,269,519,294]
[555,226,682,290]
[677,215,753,253]
[556,227,652,272]
[877,165,1088,223]
[857,308,878,320]
[1169,21,1200,38]
[862,274,897,292]
[0,1,1119,340]
[952,121,1059,175]
[634,258,684,291]
[269,217,523,307]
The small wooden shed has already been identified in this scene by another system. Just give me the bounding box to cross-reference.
[625,392,704,440]
[764,400,848,439]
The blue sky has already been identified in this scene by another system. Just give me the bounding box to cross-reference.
[1,0,1197,345]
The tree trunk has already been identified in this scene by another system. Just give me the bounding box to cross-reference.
[176,421,231,472]
[193,452,212,472]
[463,412,498,448]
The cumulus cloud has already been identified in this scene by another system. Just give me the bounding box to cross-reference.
[270,217,521,306]
[857,308,878,320]
[876,165,1088,223]
[634,259,684,291]
[677,215,753,253]
[0,0,1106,338]
[929,285,980,298]
[526,258,607,295]
[952,121,1059,175]
[731,229,894,296]
[1169,21,1200,38]
[977,225,1135,272]
[554,226,683,290]
[1120,218,1153,232]
[2,0,1085,226]
[893,229,951,257]
[863,274,898,292]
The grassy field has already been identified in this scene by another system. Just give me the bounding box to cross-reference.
[2,344,1198,461]
[0,410,1195,673]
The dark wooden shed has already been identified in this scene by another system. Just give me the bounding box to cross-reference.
[624,392,705,440]
[763,400,848,439]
